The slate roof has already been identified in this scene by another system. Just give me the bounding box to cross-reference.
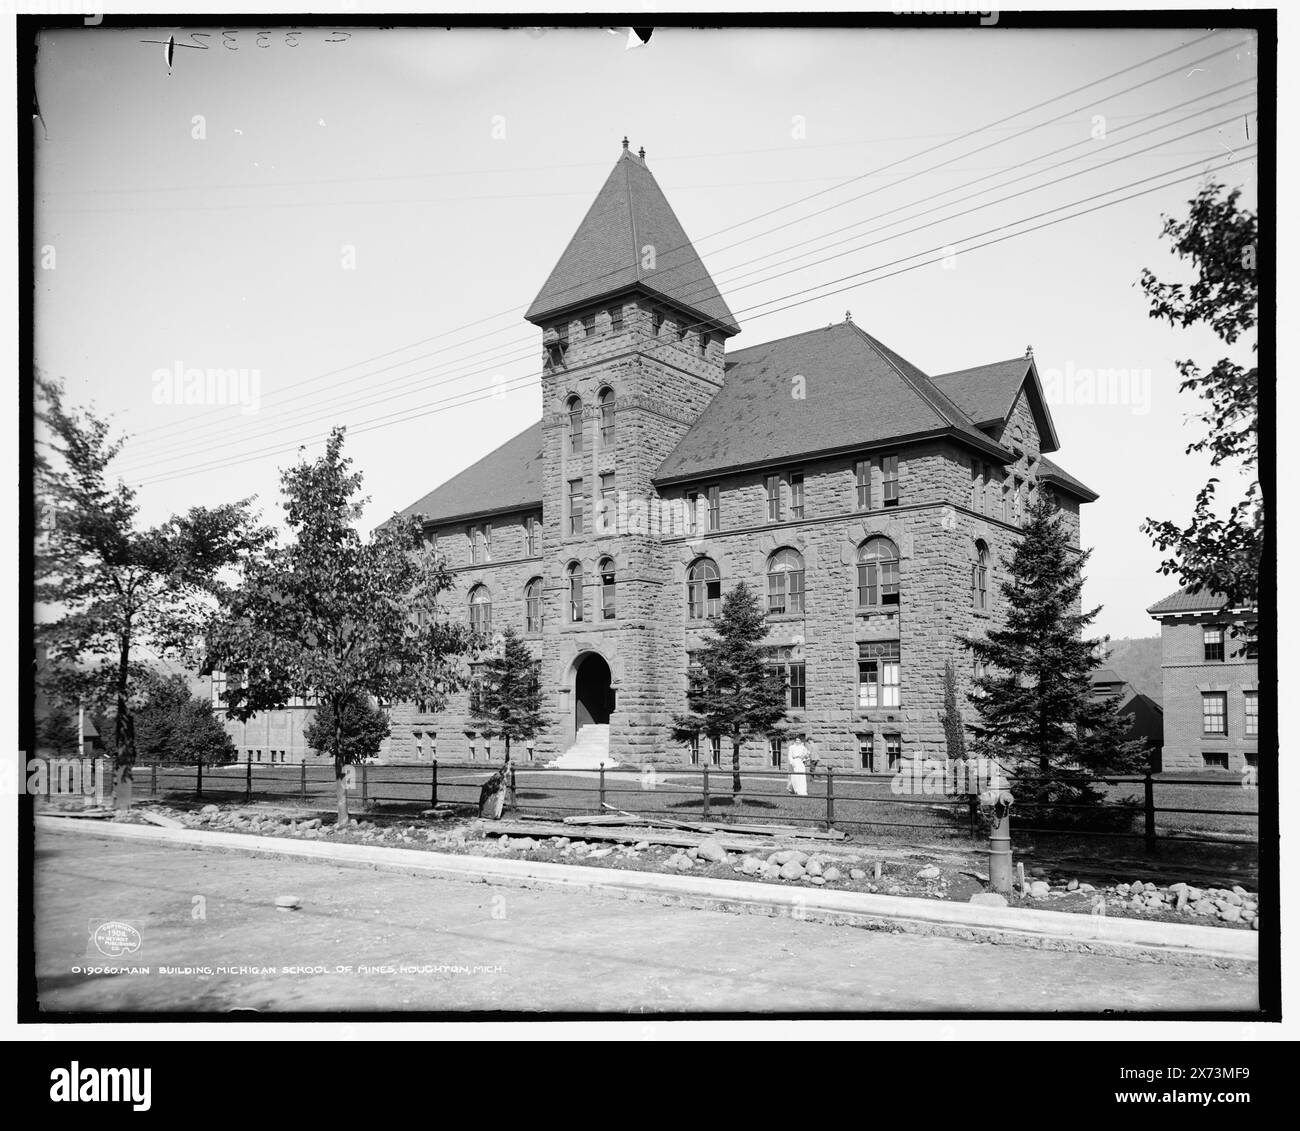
[1089,668,1125,686]
[933,355,1060,453]
[1038,456,1098,502]
[932,357,1031,424]
[398,420,544,525]
[525,148,740,335]
[654,321,1009,484]
[1146,586,1233,617]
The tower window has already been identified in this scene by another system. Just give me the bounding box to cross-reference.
[609,305,624,332]
[707,485,720,531]
[582,313,596,337]
[973,540,989,611]
[567,562,584,623]
[858,641,901,708]
[567,395,584,455]
[1204,626,1225,662]
[855,459,871,510]
[469,585,492,636]
[652,309,664,336]
[789,471,805,520]
[525,577,543,634]
[567,477,584,536]
[598,387,615,447]
[599,557,616,620]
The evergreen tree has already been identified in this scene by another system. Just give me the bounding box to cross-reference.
[304,693,390,765]
[36,708,80,756]
[130,673,238,765]
[682,581,788,796]
[470,626,544,761]
[964,497,1147,814]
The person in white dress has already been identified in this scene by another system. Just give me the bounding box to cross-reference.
[786,734,809,797]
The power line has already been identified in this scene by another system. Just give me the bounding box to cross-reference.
[131,148,1253,488]
[115,45,1250,460]
[98,31,1237,451]
[119,111,1247,474]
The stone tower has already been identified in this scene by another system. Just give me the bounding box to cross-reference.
[524,141,741,765]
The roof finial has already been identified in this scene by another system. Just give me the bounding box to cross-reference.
[622,136,629,151]
[1025,343,1034,358]
[845,310,853,324]
[638,146,646,159]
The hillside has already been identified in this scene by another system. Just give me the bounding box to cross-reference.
[1102,636,1163,705]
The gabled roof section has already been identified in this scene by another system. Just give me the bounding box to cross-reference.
[1089,668,1124,686]
[397,420,543,526]
[1038,456,1098,502]
[1146,586,1235,617]
[525,146,740,335]
[933,354,1060,453]
[655,321,1009,484]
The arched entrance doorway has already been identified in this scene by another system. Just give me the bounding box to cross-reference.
[573,651,614,730]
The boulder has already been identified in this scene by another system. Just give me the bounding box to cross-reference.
[917,865,942,881]
[1224,890,1243,906]
[1220,904,1243,923]
[779,861,806,881]
[741,856,762,875]
[675,855,695,871]
[1187,887,1204,901]
[1078,883,1095,894]
[1066,879,1079,891]
[969,892,1008,907]
[274,895,302,911]
[1192,899,1217,916]
[633,841,649,852]
[1116,883,1131,895]
[806,859,824,878]
[696,838,728,864]
[761,863,782,880]
[1028,881,1050,898]
[555,837,571,849]
[807,876,826,886]
[822,867,842,883]
[587,847,613,859]
[1232,885,1248,897]
[200,804,220,815]
[849,868,867,882]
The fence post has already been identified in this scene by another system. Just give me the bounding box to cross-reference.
[968,794,978,840]
[431,759,438,808]
[196,754,203,800]
[825,766,835,831]
[301,760,307,802]
[598,764,606,813]
[151,763,158,796]
[361,762,368,806]
[1143,772,1157,853]
[46,756,52,801]
[245,759,252,803]
[702,763,710,821]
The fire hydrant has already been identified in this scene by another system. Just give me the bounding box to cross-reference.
[980,788,1014,895]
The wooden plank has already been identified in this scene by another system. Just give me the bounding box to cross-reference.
[137,810,184,829]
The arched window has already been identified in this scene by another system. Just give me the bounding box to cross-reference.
[973,541,989,611]
[524,577,543,634]
[598,387,615,447]
[766,548,805,615]
[469,585,492,635]
[687,557,721,620]
[599,556,616,620]
[566,395,584,455]
[857,537,900,608]
[567,561,584,623]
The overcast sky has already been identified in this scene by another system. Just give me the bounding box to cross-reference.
[33,23,1258,640]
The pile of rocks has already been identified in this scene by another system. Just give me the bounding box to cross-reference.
[1016,873,1259,929]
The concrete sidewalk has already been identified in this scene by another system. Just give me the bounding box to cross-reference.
[36,815,1257,967]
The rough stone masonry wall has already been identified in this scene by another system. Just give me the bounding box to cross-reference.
[648,439,1037,770]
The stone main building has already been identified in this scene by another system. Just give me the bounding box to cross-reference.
[382,143,1097,770]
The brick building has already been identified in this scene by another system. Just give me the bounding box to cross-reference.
[1147,587,1259,773]
[382,142,1097,770]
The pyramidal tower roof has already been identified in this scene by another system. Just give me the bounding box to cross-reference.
[525,141,741,336]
